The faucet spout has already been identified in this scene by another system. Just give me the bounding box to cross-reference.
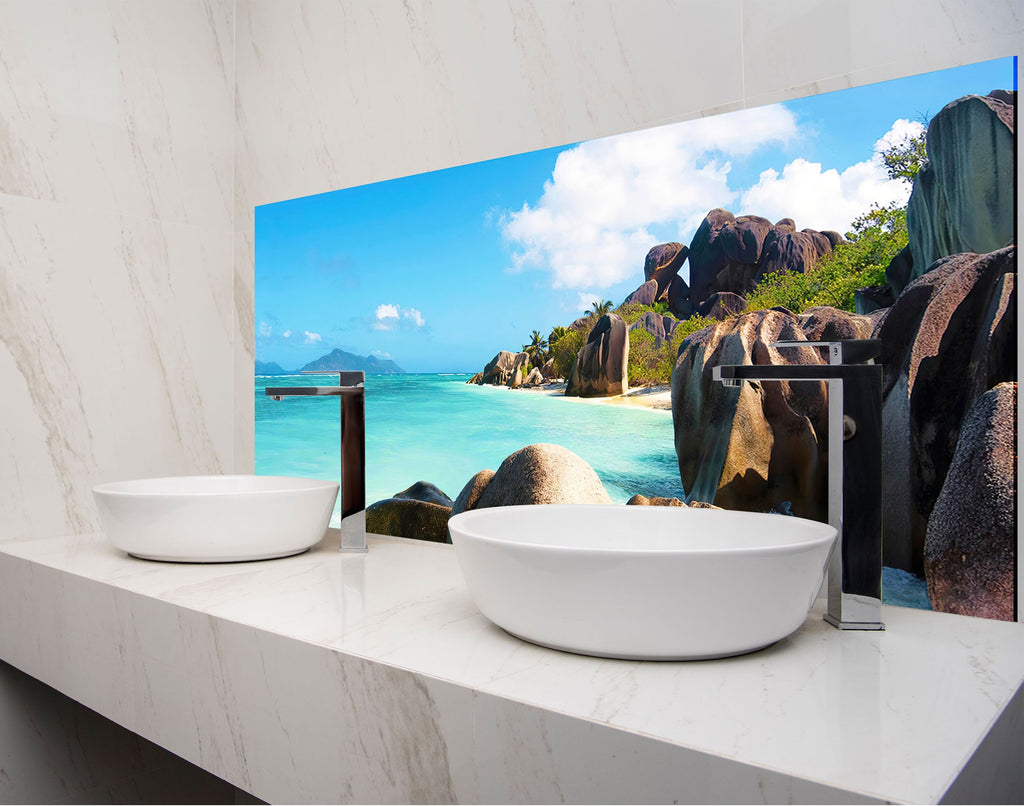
[713,340,884,631]
[265,371,367,553]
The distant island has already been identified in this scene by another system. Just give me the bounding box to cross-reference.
[256,348,405,375]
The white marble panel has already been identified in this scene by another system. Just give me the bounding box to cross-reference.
[233,0,745,213]
[0,193,234,540]
[467,691,880,804]
[4,532,1022,803]
[233,221,256,474]
[741,0,1023,108]
[0,0,234,228]
[128,595,474,803]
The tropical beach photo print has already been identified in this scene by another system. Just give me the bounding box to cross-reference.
[255,56,1017,620]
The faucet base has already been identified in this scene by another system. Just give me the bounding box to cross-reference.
[823,614,886,631]
[340,511,368,553]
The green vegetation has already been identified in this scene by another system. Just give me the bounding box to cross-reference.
[522,330,549,367]
[878,122,928,184]
[743,202,909,314]
[587,299,614,318]
[551,325,587,379]
[627,313,714,385]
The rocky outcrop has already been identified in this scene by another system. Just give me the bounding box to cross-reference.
[506,351,532,388]
[924,383,1016,620]
[522,367,544,387]
[875,246,1016,574]
[671,307,873,520]
[626,494,721,509]
[644,243,689,296]
[758,228,834,280]
[566,313,629,397]
[901,92,1015,293]
[696,291,745,321]
[623,279,659,307]
[366,481,455,543]
[687,211,836,307]
[479,350,518,385]
[623,243,692,318]
[666,275,694,319]
[629,311,678,345]
[450,469,495,516]
[473,444,612,508]
[392,481,453,507]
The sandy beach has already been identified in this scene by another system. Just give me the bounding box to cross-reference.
[512,381,673,411]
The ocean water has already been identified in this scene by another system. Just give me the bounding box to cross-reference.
[255,373,684,524]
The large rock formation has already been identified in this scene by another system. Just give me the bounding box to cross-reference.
[874,246,1016,574]
[924,382,1016,620]
[450,469,495,516]
[506,351,532,388]
[687,210,838,307]
[622,242,692,319]
[900,92,1015,293]
[471,444,612,509]
[671,307,873,520]
[696,291,745,321]
[626,494,721,509]
[645,242,689,295]
[566,313,629,397]
[628,311,678,345]
[365,481,455,543]
[479,350,518,385]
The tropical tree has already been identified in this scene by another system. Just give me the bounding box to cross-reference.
[523,330,549,367]
[547,325,568,347]
[877,118,929,184]
[586,299,614,318]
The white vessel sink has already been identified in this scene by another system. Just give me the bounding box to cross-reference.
[448,504,837,660]
[93,475,339,562]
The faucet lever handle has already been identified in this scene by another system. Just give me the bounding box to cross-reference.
[770,339,881,366]
[301,370,366,387]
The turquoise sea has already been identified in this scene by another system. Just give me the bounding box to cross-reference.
[255,373,684,525]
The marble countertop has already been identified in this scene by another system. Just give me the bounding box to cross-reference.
[1,529,1022,804]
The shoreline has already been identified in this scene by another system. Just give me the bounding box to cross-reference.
[496,380,673,411]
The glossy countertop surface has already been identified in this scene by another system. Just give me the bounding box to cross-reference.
[2,529,1023,803]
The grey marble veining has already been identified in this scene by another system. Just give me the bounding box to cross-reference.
[0,0,236,540]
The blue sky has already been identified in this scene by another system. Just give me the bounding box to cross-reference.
[255,57,1015,374]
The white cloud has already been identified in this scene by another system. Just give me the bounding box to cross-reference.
[372,304,426,331]
[576,292,601,313]
[375,303,399,321]
[282,329,292,338]
[501,105,798,290]
[738,120,920,235]
[303,331,322,344]
[258,321,272,338]
[371,349,392,359]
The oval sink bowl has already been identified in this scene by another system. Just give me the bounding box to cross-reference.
[93,476,339,562]
[448,504,837,661]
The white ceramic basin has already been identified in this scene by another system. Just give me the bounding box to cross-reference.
[448,504,837,660]
[93,475,339,562]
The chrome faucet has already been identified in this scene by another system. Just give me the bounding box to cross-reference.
[265,371,367,553]
[712,339,884,630]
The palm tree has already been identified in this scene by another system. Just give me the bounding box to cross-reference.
[523,330,549,366]
[586,299,614,318]
[547,325,568,348]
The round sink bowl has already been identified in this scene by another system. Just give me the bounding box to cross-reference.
[448,504,837,661]
[93,475,339,562]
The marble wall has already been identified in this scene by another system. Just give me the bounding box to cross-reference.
[0,0,236,543]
